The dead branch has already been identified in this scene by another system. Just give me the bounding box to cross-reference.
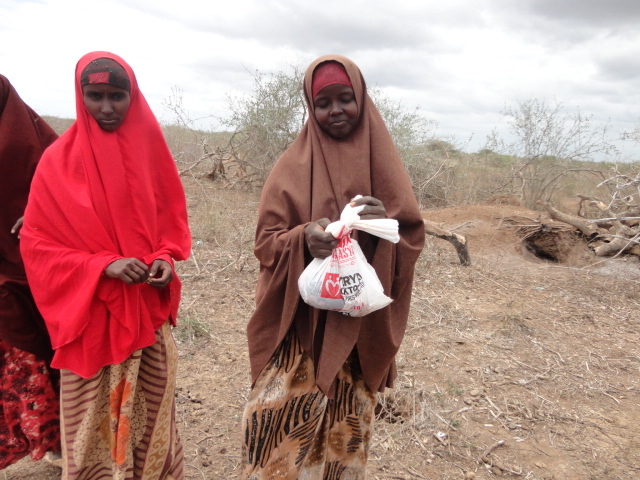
[424,220,471,266]
[479,440,505,464]
[587,216,640,223]
[593,235,639,257]
[538,198,640,257]
[539,202,600,237]
[478,440,522,476]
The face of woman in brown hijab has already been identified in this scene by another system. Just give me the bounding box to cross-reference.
[312,84,358,140]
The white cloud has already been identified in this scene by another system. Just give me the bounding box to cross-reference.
[1,0,638,158]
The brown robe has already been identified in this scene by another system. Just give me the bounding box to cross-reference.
[247,55,425,396]
[0,74,58,361]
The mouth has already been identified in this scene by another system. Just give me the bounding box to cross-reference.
[98,118,120,130]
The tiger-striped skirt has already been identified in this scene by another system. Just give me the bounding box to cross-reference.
[241,332,376,479]
[59,322,183,480]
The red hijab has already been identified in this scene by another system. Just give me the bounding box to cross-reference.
[247,55,425,396]
[0,74,58,360]
[20,52,191,377]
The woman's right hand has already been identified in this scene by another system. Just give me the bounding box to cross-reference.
[305,218,338,259]
[104,258,150,284]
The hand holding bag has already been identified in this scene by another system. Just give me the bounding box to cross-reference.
[298,196,400,317]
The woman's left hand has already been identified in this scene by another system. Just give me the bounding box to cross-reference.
[351,196,387,219]
[11,217,24,237]
[147,259,173,289]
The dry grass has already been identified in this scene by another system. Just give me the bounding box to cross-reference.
[7,171,640,480]
[169,187,640,480]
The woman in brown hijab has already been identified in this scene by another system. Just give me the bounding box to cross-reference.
[0,74,61,469]
[242,55,425,479]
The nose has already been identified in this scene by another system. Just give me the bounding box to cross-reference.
[329,101,342,115]
[100,100,114,114]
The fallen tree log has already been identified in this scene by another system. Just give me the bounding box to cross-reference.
[424,221,471,266]
[593,235,638,256]
[540,201,640,257]
[536,166,640,258]
[539,202,601,237]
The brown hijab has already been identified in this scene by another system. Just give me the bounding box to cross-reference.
[247,55,425,396]
[0,74,58,361]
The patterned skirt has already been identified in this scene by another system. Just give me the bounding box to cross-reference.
[241,332,376,479]
[0,339,61,469]
[59,322,183,480]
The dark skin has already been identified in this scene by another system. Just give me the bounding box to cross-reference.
[82,84,130,132]
[304,83,388,258]
[81,81,172,289]
[104,258,173,289]
[304,196,387,259]
[304,82,387,259]
[11,217,24,237]
[312,83,359,140]
[13,215,172,287]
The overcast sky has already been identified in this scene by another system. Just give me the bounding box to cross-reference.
[1,0,639,159]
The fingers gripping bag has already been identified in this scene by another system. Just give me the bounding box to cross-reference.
[298,196,400,317]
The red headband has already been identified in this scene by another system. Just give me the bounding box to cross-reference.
[311,61,352,98]
[80,57,131,92]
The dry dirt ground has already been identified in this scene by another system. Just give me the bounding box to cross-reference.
[6,179,640,480]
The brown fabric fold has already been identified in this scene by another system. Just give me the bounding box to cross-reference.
[0,74,58,361]
[247,55,425,396]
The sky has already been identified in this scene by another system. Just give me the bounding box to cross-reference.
[1,0,639,160]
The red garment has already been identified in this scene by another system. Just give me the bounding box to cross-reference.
[20,52,191,378]
[311,61,353,98]
[0,74,58,361]
[0,339,60,468]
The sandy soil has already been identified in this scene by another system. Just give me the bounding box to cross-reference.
[6,181,639,479]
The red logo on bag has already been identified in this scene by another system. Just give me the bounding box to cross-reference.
[321,273,342,299]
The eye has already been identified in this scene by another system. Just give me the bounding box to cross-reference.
[314,98,329,109]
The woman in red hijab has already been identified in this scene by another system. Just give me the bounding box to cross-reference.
[20,52,191,479]
[241,55,425,478]
[0,74,61,470]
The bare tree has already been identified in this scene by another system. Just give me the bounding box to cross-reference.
[219,65,307,188]
[621,124,640,145]
[486,98,617,209]
[368,89,447,207]
[161,86,220,177]
[219,65,441,193]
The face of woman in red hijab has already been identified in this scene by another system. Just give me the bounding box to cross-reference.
[82,84,131,132]
[313,84,358,140]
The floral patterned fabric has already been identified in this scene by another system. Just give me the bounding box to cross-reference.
[0,338,61,469]
[59,322,183,480]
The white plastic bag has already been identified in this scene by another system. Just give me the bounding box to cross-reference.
[298,196,399,317]
[298,249,345,311]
